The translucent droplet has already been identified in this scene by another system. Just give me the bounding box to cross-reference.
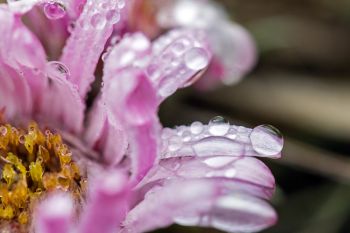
[172,42,186,55]
[43,1,66,20]
[90,13,106,29]
[118,0,126,9]
[68,22,75,33]
[106,9,120,24]
[208,116,230,136]
[190,121,203,135]
[184,47,209,70]
[168,136,182,152]
[0,126,7,136]
[46,61,70,80]
[225,169,236,178]
[250,125,283,156]
[182,131,192,142]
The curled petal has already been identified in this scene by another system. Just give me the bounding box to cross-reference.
[122,179,219,233]
[175,194,277,233]
[103,67,160,181]
[34,193,74,233]
[147,29,212,101]
[138,156,275,199]
[78,170,130,233]
[85,99,128,164]
[161,123,283,159]
[60,0,127,97]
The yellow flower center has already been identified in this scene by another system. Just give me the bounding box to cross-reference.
[0,122,86,227]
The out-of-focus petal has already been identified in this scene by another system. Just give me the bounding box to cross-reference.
[78,170,130,233]
[147,29,212,101]
[60,0,127,97]
[155,0,256,89]
[137,156,275,199]
[175,194,277,233]
[34,193,74,233]
[122,179,219,233]
[161,122,283,159]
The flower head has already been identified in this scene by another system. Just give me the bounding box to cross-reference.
[0,0,283,233]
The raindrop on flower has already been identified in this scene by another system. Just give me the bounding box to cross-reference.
[0,126,7,136]
[182,131,192,142]
[43,1,66,20]
[184,47,209,70]
[46,61,70,80]
[250,125,284,156]
[168,136,182,152]
[90,13,107,29]
[208,116,230,136]
[106,9,121,24]
[190,121,203,135]
[118,0,126,9]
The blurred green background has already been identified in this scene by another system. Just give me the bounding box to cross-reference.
[158,0,350,232]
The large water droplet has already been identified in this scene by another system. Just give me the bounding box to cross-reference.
[250,125,283,156]
[46,61,70,80]
[90,13,106,29]
[118,0,126,9]
[184,47,209,70]
[168,136,182,152]
[208,116,230,136]
[43,1,66,20]
[182,131,192,142]
[190,121,203,135]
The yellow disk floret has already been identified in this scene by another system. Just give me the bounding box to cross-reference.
[0,122,85,227]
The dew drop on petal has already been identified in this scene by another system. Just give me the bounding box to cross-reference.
[250,125,284,156]
[118,0,126,9]
[208,116,230,136]
[0,126,7,136]
[182,131,192,142]
[168,136,182,152]
[46,61,70,80]
[43,1,66,20]
[190,121,203,135]
[106,9,120,24]
[90,13,107,29]
[184,47,209,70]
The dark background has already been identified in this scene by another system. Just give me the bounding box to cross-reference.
[158,0,350,232]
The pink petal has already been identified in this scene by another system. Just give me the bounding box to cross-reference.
[34,193,74,233]
[147,29,212,101]
[161,122,283,159]
[122,179,219,233]
[103,67,160,181]
[78,170,130,233]
[84,98,128,164]
[175,194,277,233]
[155,0,256,89]
[40,61,85,133]
[138,156,275,199]
[60,0,127,97]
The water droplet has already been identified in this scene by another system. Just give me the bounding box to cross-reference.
[106,9,120,24]
[110,35,120,45]
[46,61,70,80]
[168,136,182,152]
[68,22,75,33]
[250,125,283,156]
[208,116,230,136]
[182,131,192,142]
[90,13,106,29]
[43,1,66,20]
[225,169,236,178]
[190,121,203,135]
[184,47,209,70]
[0,126,7,136]
[172,42,186,55]
[118,0,125,9]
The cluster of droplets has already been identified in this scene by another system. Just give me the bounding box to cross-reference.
[147,29,211,97]
[161,116,283,158]
[0,122,85,227]
[78,0,125,30]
